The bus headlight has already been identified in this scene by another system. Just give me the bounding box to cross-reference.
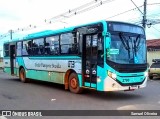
[108,71,117,80]
[97,77,101,83]
[144,71,148,77]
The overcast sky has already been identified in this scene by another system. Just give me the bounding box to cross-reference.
[0,0,160,54]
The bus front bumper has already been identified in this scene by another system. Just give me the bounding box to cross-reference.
[102,76,147,91]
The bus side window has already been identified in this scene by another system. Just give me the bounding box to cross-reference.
[33,38,44,55]
[46,35,59,55]
[79,34,82,55]
[4,44,9,57]
[97,34,104,67]
[17,42,22,56]
[45,43,51,55]
[22,41,30,56]
[60,33,78,54]
[27,41,32,55]
[32,42,38,55]
[70,33,78,54]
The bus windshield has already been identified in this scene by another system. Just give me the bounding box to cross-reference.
[107,33,146,64]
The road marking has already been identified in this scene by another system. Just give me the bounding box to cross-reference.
[117,104,160,110]
[51,99,56,101]
[0,116,8,119]
[117,105,137,110]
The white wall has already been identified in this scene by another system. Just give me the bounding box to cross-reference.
[0,57,3,68]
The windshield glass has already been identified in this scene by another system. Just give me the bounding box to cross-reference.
[107,33,146,64]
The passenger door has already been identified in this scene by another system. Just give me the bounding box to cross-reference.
[10,44,16,75]
[82,34,98,88]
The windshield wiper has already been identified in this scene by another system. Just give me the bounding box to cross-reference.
[119,33,131,59]
[119,33,130,50]
[133,35,141,56]
[134,35,140,52]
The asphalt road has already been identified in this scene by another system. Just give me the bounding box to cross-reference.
[0,69,160,119]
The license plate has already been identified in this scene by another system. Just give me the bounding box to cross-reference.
[130,85,138,90]
[152,74,158,76]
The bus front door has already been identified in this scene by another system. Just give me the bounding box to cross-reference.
[82,34,98,88]
[10,45,16,75]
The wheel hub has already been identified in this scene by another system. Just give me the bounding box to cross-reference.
[70,78,77,89]
[20,70,24,81]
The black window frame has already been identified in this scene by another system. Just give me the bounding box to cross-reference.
[45,35,60,55]
[60,32,78,55]
[32,38,45,56]
[108,21,145,35]
[20,31,80,57]
[22,40,33,56]
[16,41,22,56]
[3,43,9,57]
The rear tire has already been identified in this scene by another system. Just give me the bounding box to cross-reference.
[149,76,153,79]
[69,73,83,94]
[19,68,29,83]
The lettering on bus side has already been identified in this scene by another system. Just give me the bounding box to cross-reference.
[68,61,75,68]
[35,63,61,69]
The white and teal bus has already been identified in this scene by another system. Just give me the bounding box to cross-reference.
[3,20,148,93]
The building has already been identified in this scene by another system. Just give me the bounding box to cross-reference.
[147,39,160,66]
[0,57,3,68]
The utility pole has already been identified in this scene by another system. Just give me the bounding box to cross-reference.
[143,0,147,29]
[9,30,13,40]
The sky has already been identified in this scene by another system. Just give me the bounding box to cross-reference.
[0,0,160,56]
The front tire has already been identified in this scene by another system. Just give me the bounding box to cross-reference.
[149,76,153,79]
[19,68,29,83]
[69,73,83,94]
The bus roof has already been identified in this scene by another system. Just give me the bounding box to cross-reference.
[3,20,143,44]
[23,20,106,40]
[3,26,76,44]
[24,26,75,40]
[4,20,105,44]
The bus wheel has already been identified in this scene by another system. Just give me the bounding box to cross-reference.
[149,76,153,79]
[19,68,29,83]
[69,73,83,94]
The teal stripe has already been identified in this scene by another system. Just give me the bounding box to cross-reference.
[3,57,10,59]
[91,83,97,88]
[28,56,81,60]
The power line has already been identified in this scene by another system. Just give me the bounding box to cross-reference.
[106,5,143,19]
[109,2,160,20]
[47,0,102,21]
[147,3,160,6]
[0,0,115,40]
[152,26,160,33]
[0,1,159,40]
[130,0,147,29]
[147,13,160,17]
[46,0,115,23]
[127,12,160,24]
[130,0,144,15]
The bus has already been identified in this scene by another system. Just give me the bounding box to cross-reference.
[3,20,148,93]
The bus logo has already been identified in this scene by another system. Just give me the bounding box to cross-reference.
[68,61,75,68]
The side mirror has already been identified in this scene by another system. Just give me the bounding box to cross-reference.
[106,49,110,58]
[101,49,110,58]
[105,38,111,49]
